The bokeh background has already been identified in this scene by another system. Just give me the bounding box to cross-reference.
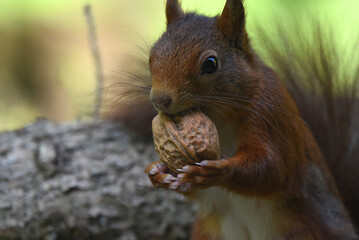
[1,0,358,132]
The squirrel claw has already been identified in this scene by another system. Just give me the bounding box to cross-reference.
[169,181,180,190]
[148,167,159,176]
[163,175,177,183]
[195,160,209,167]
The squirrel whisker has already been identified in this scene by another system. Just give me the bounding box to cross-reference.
[201,94,307,125]
[196,96,288,143]
[103,67,152,87]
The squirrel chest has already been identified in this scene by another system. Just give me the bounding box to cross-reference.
[194,114,289,240]
[194,114,355,239]
[195,188,285,240]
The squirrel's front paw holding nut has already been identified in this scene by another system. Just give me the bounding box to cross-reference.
[171,158,231,193]
[145,161,179,190]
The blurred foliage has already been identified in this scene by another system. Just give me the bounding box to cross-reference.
[0,0,358,131]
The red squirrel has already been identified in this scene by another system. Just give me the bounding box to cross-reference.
[115,0,359,239]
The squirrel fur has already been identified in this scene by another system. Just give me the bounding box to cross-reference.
[110,0,359,239]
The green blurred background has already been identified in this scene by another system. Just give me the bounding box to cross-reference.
[0,0,358,132]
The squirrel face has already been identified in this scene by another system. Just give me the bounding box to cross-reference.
[150,16,220,114]
[149,0,255,116]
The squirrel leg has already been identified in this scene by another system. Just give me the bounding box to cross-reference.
[171,137,292,196]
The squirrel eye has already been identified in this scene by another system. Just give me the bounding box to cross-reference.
[201,56,218,74]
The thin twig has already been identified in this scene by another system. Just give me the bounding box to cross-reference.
[84,4,104,119]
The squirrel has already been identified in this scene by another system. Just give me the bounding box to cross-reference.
[111,0,359,239]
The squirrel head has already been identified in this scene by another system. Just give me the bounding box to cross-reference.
[150,0,255,115]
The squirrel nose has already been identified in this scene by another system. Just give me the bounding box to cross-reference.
[150,91,173,112]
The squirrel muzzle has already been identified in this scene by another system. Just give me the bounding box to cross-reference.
[150,88,173,112]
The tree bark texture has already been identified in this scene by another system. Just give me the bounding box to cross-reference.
[0,119,196,240]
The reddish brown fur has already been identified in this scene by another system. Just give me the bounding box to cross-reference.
[217,0,250,60]
[114,0,359,239]
[166,0,184,26]
[253,21,359,228]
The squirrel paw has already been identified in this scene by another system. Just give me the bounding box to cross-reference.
[173,159,231,193]
[144,161,178,189]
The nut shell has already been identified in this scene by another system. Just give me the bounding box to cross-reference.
[152,110,220,172]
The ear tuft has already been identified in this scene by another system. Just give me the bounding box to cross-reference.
[217,0,249,53]
[166,0,184,26]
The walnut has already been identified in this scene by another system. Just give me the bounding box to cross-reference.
[152,110,220,172]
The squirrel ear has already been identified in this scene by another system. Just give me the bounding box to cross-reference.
[166,0,184,25]
[217,0,249,53]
